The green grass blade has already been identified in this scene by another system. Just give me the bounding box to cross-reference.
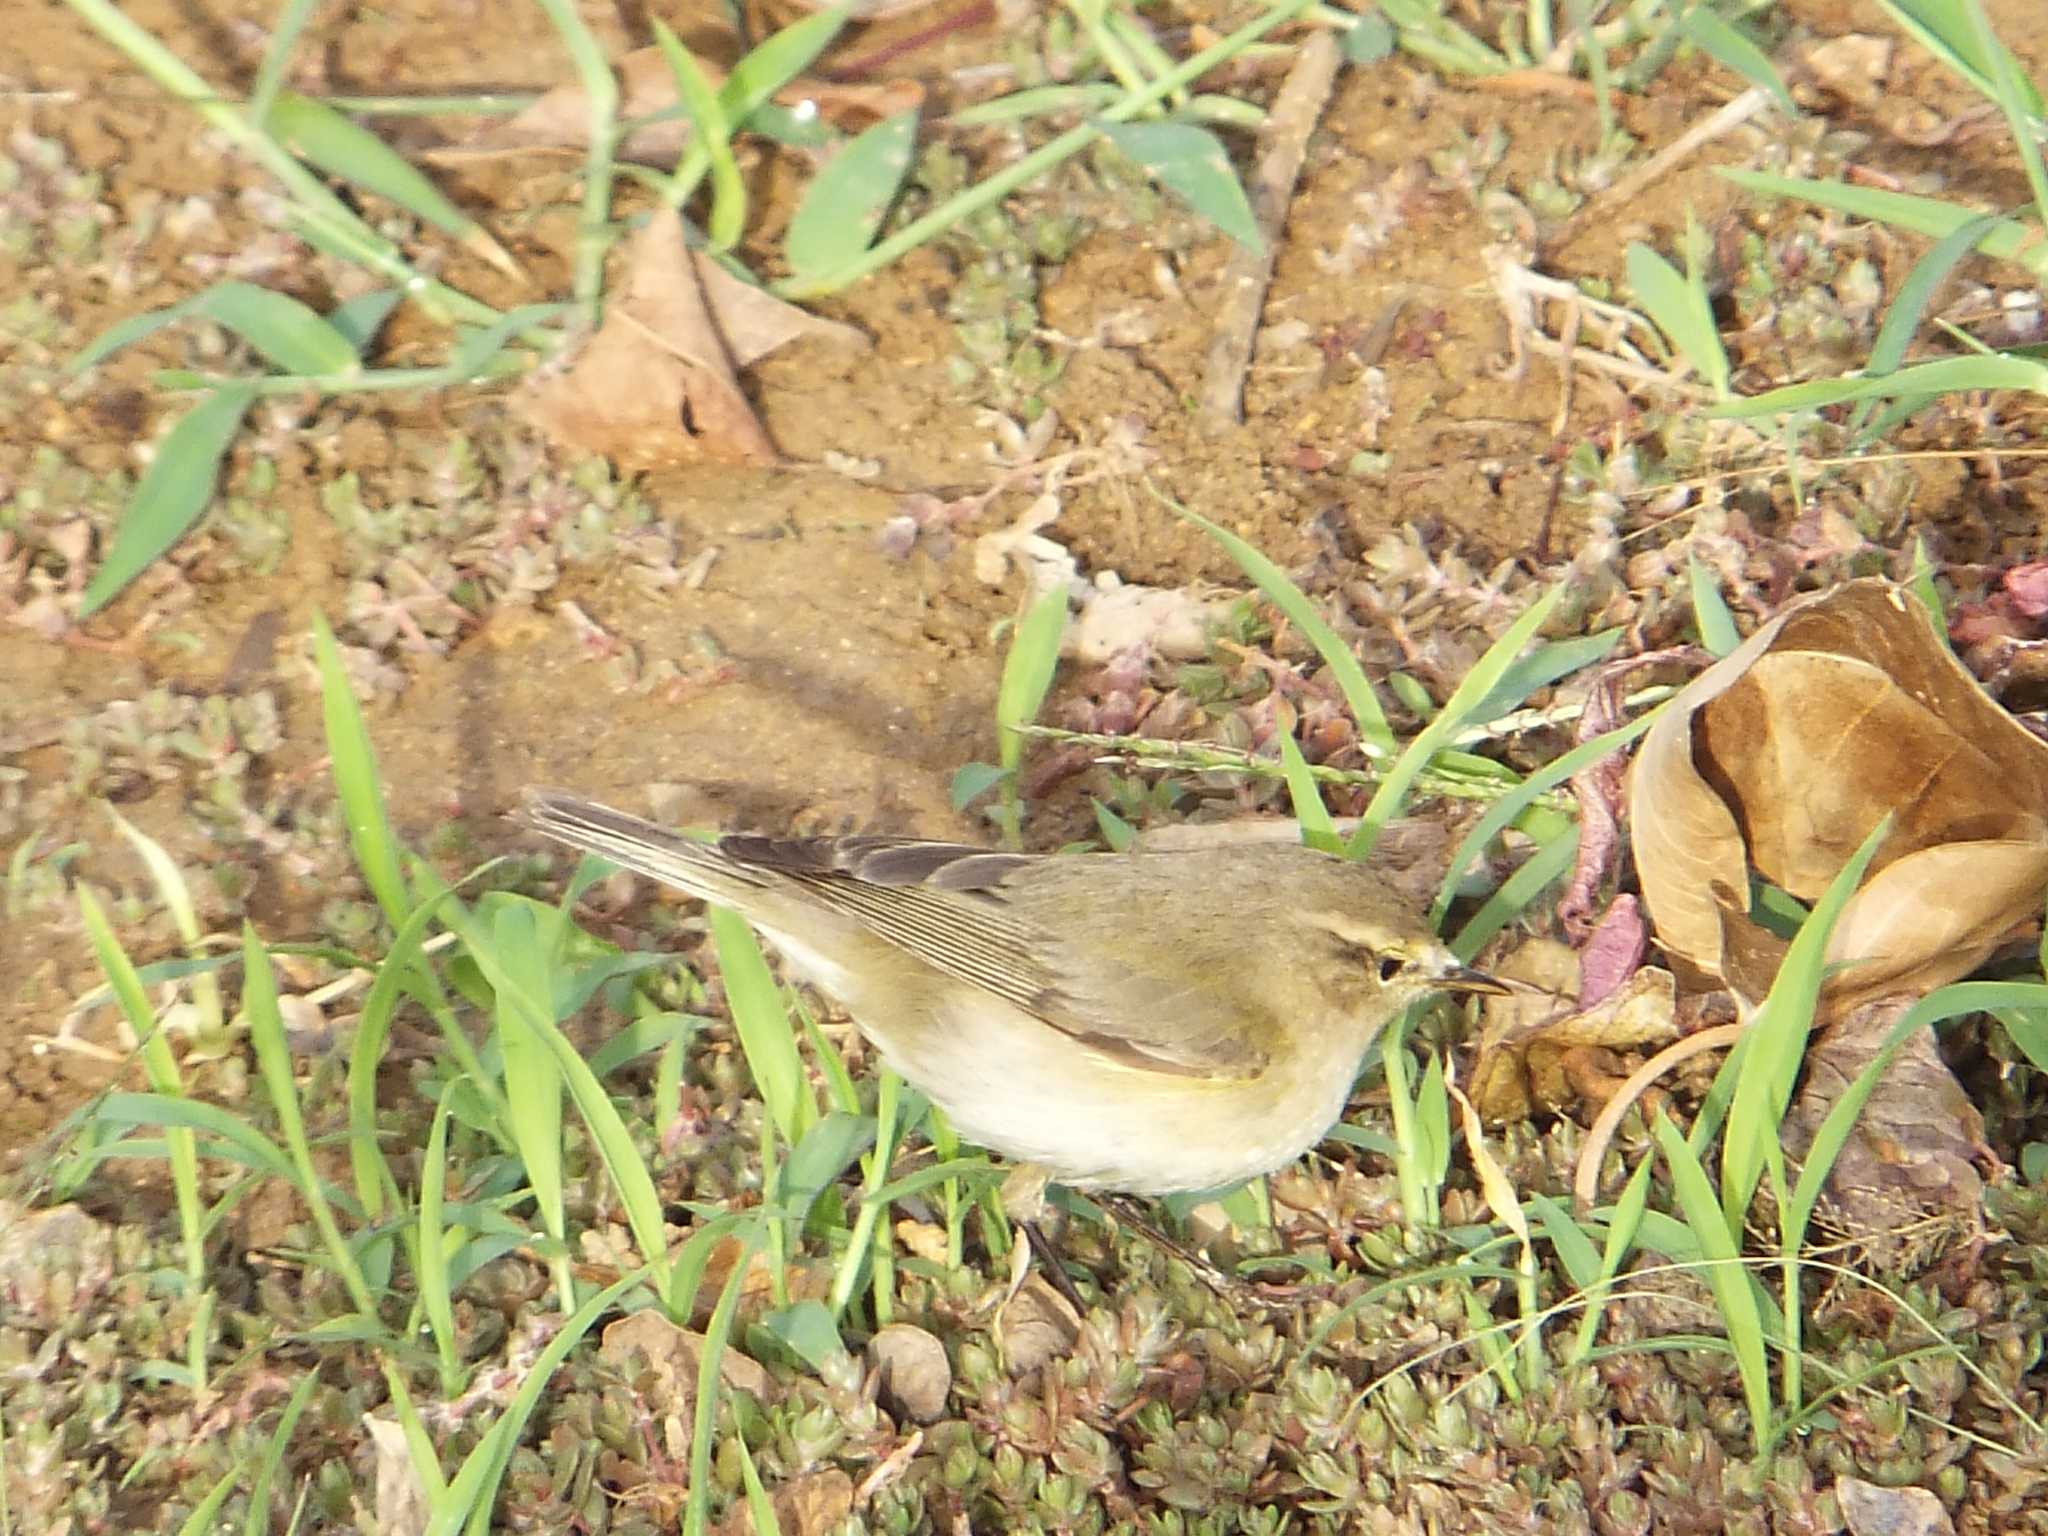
[1449,822,1579,958]
[419,1087,462,1391]
[1677,8,1793,110]
[1430,705,1664,925]
[1720,817,1890,1227]
[995,584,1069,846]
[263,91,502,253]
[241,1370,321,1536]
[1653,1113,1773,1450]
[786,108,921,281]
[1709,353,2048,418]
[242,924,378,1315]
[1688,554,1741,656]
[683,1233,764,1536]
[1170,498,1392,751]
[1348,584,1564,860]
[79,383,257,616]
[711,907,814,1146]
[652,20,746,246]
[1276,728,1341,853]
[424,1267,649,1536]
[311,613,410,925]
[488,899,571,1307]
[1626,241,1729,397]
[1718,169,2048,281]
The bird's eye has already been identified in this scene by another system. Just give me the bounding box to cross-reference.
[1377,955,1406,983]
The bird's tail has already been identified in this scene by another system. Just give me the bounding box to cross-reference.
[520,789,766,906]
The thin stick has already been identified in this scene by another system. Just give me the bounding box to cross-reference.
[1573,1022,1743,1212]
[1198,30,1341,426]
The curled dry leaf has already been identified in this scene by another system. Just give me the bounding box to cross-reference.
[517,215,867,470]
[996,1273,1081,1378]
[1468,938,1678,1123]
[1630,577,2048,1011]
[438,47,923,166]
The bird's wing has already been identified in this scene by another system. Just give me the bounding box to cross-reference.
[717,837,1268,1080]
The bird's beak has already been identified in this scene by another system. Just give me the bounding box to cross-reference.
[1434,962,1510,996]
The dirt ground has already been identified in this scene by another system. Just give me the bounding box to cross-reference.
[3,0,2046,1167]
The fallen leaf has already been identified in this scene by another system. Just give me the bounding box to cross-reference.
[517,215,864,469]
[1630,578,2048,1010]
[1469,940,1678,1122]
[866,1321,951,1423]
[1781,996,1996,1267]
[600,1310,776,1410]
[439,47,923,166]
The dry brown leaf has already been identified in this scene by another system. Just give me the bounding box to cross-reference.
[996,1274,1080,1378]
[1630,577,2048,1010]
[438,47,923,166]
[1469,940,1678,1122]
[599,1310,776,1407]
[1781,997,1995,1267]
[517,216,864,470]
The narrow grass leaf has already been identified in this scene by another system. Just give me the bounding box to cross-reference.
[1653,1112,1773,1449]
[174,1466,240,1536]
[106,806,223,1052]
[757,1297,853,1375]
[1466,628,1622,723]
[1169,499,1392,750]
[1721,816,1890,1226]
[71,282,356,376]
[787,108,921,281]
[76,890,204,1253]
[419,1088,461,1390]
[1350,584,1564,860]
[1718,170,2048,280]
[263,92,497,249]
[423,1268,648,1536]
[1710,353,2048,417]
[1276,728,1341,853]
[684,1236,762,1536]
[733,1425,783,1536]
[1688,554,1741,656]
[1627,242,1728,394]
[1877,0,2045,116]
[312,613,410,924]
[80,384,257,616]
[996,584,1068,846]
[951,761,1008,812]
[1092,798,1137,850]
[1526,1192,1602,1290]
[451,904,675,1302]
[1450,823,1579,959]
[1908,535,1949,635]
[1790,981,2048,1241]
[81,1092,296,1183]
[949,83,1120,126]
[711,907,813,1145]
[652,20,746,248]
[242,1370,321,1536]
[1678,9,1793,109]
[1432,704,1664,925]
[1961,0,2048,230]
[1098,120,1260,249]
[488,900,569,1301]
[243,925,378,1315]
[781,1111,875,1234]
[328,288,404,356]
[585,1010,703,1079]
[725,6,849,122]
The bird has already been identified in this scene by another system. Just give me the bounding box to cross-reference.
[522,789,1503,1199]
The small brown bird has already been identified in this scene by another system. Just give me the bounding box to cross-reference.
[523,789,1502,1196]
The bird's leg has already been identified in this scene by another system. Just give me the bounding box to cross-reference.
[999,1163,1092,1317]
[1098,1193,1242,1301]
